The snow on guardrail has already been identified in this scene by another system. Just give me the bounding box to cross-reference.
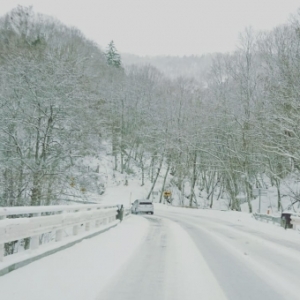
[0,204,120,263]
[253,211,300,231]
[252,212,281,226]
[290,215,300,230]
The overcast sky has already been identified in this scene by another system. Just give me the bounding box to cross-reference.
[1,0,300,56]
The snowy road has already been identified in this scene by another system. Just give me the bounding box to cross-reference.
[2,206,300,300]
[98,215,226,300]
[100,209,300,300]
[98,217,172,300]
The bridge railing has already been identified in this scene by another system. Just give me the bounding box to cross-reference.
[0,204,119,262]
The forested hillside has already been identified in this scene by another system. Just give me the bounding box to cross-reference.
[1,6,300,213]
[0,6,122,206]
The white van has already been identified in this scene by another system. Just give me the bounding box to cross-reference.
[131,199,154,215]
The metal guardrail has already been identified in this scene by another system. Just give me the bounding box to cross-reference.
[0,203,116,217]
[290,215,300,230]
[252,212,282,226]
[0,204,120,263]
[253,212,300,230]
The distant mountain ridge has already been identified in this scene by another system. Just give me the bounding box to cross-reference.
[121,53,215,81]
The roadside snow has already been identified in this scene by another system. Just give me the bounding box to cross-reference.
[100,180,150,207]
[155,203,300,242]
[0,216,149,300]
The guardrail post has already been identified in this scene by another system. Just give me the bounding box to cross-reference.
[30,235,39,250]
[30,213,40,250]
[85,208,91,231]
[56,230,63,242]
[55,211,63,241]
[0,214,6,259]
[73,225,79,236]
[85,222,90,231]
[0,244,4,262]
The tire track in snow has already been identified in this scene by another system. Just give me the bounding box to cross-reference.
[158,210,298,300]
[98,216,226,300]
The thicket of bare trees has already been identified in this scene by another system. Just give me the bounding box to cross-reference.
[119,10,300,212]
[1,6,300,211]
[0,6,114,206]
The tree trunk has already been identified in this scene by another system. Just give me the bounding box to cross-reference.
[31,172,41,206]
[150,154,155,183]
[274,178,282,212]
[147,155,164,200]
[17,164,24,206]
[245,178,252,213]
[159,163,170,203]
[120,149,124,174]
[141,161,145,186]
[189,151,197,207]
[227,177,240,211]
[217,178,223,201]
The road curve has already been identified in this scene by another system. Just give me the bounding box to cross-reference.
[98,209,300,300]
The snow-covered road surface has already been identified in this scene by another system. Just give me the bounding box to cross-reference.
[154,208,300,300]
[98,216,226,300]
[99,207,300,300]
[1,205,300,300]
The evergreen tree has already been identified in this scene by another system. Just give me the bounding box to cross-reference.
[105,40,122,68]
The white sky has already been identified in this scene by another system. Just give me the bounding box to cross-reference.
[1,0,299,56]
